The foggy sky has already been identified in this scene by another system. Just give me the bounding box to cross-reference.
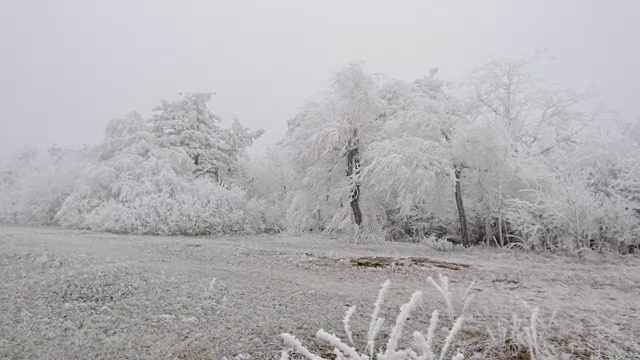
[1,0,639,167]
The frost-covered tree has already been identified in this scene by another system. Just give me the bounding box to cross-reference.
[150,93,264,184]
[470,56,595,158]
[503,117,640,251]
[360,57,614,247]
[1,93,266,235]
[364,69,477,244]
[452,57,600,246]
[243,142,291,202]
[464,57,637,250]
[56,113,192,229]
[283,63,386,231]
[240,142,292,232]
[55,105,267,235]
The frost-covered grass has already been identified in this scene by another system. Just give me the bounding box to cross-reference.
[1,226,639,359]
[280,275,561,360]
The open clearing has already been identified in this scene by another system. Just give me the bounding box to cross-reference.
[1,226,639,359]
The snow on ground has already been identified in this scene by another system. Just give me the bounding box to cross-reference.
[1,226,639,359]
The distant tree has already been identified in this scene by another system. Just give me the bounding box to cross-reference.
[470,56,595,158]
[467,56,600,246]
[0,145,91,226]
[243,142,291,202]
[150,93,263,184]
[56,110,261,235]
[1,94,266,236]
[56,113,191,228]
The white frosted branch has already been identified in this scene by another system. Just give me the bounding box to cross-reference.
[281,333,326,360]
[381,290,423,358]
[365,279,391,356]
[343,305,357,346]
[438,317,465,360]
[316,329,367,360]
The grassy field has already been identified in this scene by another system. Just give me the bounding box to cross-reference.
[1,226,639,359]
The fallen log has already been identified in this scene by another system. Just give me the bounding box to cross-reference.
[347,256,469,270]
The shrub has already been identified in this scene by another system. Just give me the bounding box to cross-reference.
[61,176,255,236]
[504,174,640,251]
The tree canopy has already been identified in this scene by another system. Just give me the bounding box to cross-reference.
[1,62,638,252]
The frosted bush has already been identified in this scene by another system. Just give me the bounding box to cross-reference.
[504,173,640,251]
[383,206,456,243]
[66,177,255,236]
[245,198,286,233]
[482,303,560,360]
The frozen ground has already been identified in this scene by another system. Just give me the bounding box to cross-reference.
[1,226,639,359]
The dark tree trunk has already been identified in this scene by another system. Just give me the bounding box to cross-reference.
[454,164,471,247]
[213,167,221,185]
[441,130,471,246]
[346,136,363,227]
[350,186,363,226]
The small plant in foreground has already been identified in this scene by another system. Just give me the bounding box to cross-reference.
[280,275,469,360]
[484,303,557,360]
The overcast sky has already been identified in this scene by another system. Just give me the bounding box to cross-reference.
[1,0,639,166]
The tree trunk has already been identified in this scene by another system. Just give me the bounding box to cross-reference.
[484,216,494,245]
[497,172,504,247]
[350,184,363,226]
[212,167,220,184]
[454,164,471,247]
[347,138,363,227]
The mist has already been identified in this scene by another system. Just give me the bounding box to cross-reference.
[2,0,639,167]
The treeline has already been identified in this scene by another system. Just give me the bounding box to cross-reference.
[1,57,639,252]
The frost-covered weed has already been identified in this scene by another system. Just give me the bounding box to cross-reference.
[484,304,557,360]
[281,276,468,360]
[279,276,565,360]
